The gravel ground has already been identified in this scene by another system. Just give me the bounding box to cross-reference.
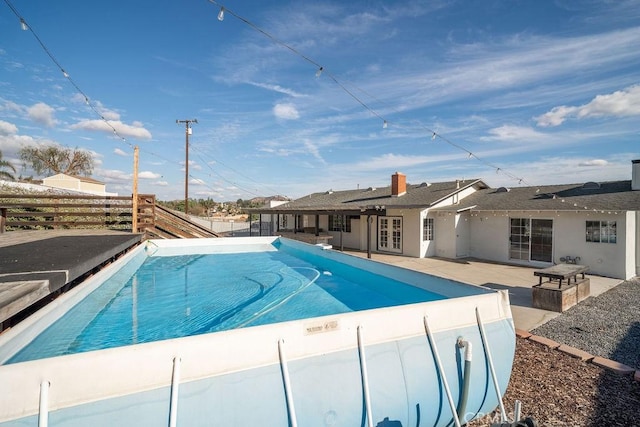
[532,277,640,369]
[468,277,640,426]
[468,338,640,426]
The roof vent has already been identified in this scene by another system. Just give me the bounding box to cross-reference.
[366,187,376,191]
[420,182,432,187]
[582,181,601,190]
[326,189,333,194]
[496,187,510,193]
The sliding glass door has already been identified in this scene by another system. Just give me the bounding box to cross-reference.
[510,218,553,262]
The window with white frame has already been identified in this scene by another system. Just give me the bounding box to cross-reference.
[423,217,434,241]
[586,221,617,243]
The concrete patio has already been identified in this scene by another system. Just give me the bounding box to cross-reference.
[344,251,622,331]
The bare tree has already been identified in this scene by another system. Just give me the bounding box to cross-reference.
[19,145,95,176]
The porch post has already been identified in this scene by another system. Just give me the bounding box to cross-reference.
[340,214,344,251]
[367,215,372,259]
[315,214,320,236]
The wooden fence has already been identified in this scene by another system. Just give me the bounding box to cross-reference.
[0,194,156,234]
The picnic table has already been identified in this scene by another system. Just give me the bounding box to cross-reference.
[533,264,589,289]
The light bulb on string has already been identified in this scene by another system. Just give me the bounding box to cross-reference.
[431,132,436,140]
[20,18,28,31]
[62,69,69,78]
[315,67,323,78]
[383,120,388,129]
[217,7,225,21]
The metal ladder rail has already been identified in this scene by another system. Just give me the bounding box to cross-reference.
[278,339,299,427]
[169,357,181,427]
[475,307,507,423]
[357,325,374,427]
[423,316,461,427]
[38,380,50,427]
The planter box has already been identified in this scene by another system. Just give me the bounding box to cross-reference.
[532,278,590,312]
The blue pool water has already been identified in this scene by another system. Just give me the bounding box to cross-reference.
[8,243,444,364]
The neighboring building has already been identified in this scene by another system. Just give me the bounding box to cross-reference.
[42,174,112,196]
[251,162,640,280]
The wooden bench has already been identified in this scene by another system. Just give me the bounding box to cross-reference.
[534,264,589,289]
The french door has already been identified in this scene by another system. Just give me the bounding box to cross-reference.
[509,218,553,262]
[378,217,402,253]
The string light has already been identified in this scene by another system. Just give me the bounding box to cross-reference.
[217,7,224,21]
[207,0,604,215]
[4,0,133,149]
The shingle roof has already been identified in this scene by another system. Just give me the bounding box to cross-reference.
[252,179,487,213]
[438,180,640,212]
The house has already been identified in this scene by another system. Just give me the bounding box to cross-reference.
[251,161,640,280]
[42,173,111,196]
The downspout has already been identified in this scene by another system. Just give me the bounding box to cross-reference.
[456,338,472,421]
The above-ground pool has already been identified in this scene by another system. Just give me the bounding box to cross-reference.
[0,237,515,426]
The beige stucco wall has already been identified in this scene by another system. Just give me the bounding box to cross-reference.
[467,210,634,279]
[434,211,457,258]
[43,174,106,195]
[326,217,361,249]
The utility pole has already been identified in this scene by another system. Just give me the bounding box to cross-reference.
[132,146,139,232]
[176,119,197,214]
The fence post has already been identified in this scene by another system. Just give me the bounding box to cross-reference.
[0,207,6,233]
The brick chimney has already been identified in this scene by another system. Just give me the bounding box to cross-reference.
[391,172,406,197]
[633,159,640,191]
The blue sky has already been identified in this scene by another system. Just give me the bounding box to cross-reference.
[1,0,639,201]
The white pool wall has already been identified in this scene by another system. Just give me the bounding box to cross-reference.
[0,236,515,425]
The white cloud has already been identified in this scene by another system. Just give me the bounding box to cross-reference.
[480,125,547,142]
[153,180,169,187]
[249,81,306,98]
[535,106,579,127]
[536,85,640,127]
[0,120,18,136]
[273,103,300,120]
[303,140,325,164]
[139,171,161,179]
[189,178,206,185]
[578,159,608,167]
[113,148,128,157]
[98,169,131,182]
[27,102,57,127]
[2,101,24,114]
[70,119,152,140]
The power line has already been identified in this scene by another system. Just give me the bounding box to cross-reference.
[3,0,133,149]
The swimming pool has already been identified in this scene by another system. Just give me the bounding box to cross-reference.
[7,238,444,363]
[0,237,516,426]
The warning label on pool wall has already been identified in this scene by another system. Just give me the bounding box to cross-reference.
[304,320,340,335]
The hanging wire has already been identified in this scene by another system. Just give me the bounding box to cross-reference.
[206,1,603,208]
[3,0,133,148]
[190,144,286,197]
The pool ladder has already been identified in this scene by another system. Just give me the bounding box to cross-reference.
[35,308,519,427]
